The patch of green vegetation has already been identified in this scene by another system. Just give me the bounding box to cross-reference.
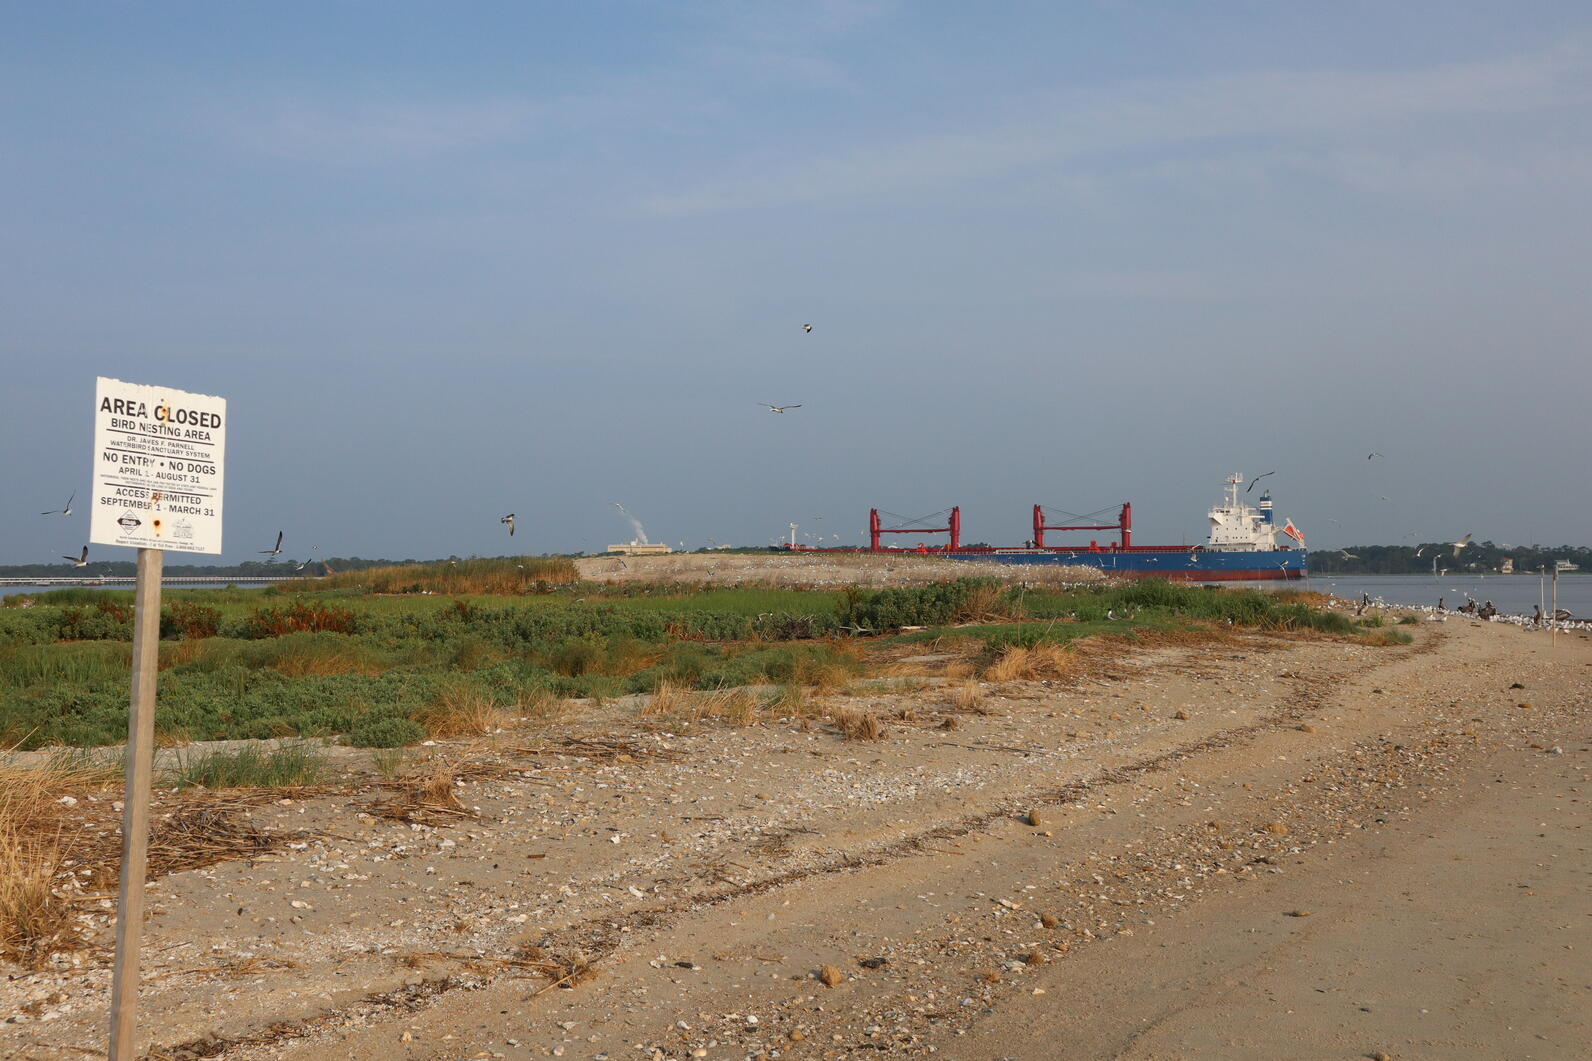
[348,717,425,749]
[0,578,1389,749]
[170,742,327,789]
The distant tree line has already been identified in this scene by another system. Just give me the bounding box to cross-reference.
[1307,542,1591,575]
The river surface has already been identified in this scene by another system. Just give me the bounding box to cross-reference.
[1247,573,1591,617]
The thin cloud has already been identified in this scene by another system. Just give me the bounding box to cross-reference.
[644,42,1591,213]
[209,97,540,163]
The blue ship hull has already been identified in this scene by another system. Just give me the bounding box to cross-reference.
[940,548,1309,581]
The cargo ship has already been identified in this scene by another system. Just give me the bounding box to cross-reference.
[784,474,1308,581]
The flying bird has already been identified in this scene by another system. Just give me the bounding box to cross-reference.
[1246,471,1276,493]
[42,493,75,516]
[802,324,813,333]
[1339,550,1360,560]
[1451,533,1472,558]
[1367,452,1383,460]
[260,531,284,557]
[501,513,516,536]
[759,403,802,414]
[62,546,89,568]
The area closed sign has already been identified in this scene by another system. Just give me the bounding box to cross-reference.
[90,377,226,554]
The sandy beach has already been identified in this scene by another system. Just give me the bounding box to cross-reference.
[2,593,1585,1060]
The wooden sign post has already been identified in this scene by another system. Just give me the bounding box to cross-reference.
[91,378,226,1061]
[108,548,162,1059]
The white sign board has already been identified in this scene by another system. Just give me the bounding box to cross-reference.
[90,377,226,555]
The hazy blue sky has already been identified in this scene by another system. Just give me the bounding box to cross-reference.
[4,1,1589,565]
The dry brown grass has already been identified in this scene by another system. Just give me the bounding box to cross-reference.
[0,753,115,965]
[268,642,384,678]
[984,643,1078,682]
[640,681,692,718]
[516,688,569,722]
[953,582,1016,623]
[0,827,74,967]
[831,708,883,741]
[417,686,512,739]
[697,689,760,727]
[949,679,990,713]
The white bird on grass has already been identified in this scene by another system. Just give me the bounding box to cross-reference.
[260,530,284,557]
[759,403,802,414]
[42,493,74,516]
[62,546,89,568]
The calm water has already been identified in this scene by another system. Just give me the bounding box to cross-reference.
[1249,573,1591,618]
[0,582,262,601]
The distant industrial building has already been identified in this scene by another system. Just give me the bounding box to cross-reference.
[607,542,672,556]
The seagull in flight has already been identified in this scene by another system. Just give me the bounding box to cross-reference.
[1339,549,1360,560]
[501,513,516,536]
[1246,471,1276,493]
[759,403,802,414]
[260,530,284,557]
[1367,452,1383,460]
[1451,533,1473,558]
[63,545,89,568]
[802,323,813,333]
[42,493,75,516]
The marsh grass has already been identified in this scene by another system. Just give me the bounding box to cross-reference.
[762,684,809,716]
[371,747,408,780]
[640,681,692,718]
[696,688,760,726]
[984,643,1077,682]
[170,742,327,790]
[310,556,578,595]
[418,685,511,739]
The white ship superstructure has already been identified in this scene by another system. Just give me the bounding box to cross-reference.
[1206,474,1293,552]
